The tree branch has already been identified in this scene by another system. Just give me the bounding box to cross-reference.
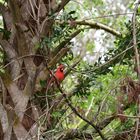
[65,57,82,77]
[75,20,121,37]
[132,1,140,139]
[53,0,71,13]
[132,0,140,80]
[48,47,70,68]
[52,29,82,57]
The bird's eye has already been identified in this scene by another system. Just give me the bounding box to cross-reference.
[60,68,63,72]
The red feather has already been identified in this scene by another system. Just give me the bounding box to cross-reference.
[46,64,65,92]
[54,64,65,82]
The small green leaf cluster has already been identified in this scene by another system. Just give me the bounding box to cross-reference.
[40,11,77,49]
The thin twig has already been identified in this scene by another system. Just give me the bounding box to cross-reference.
[132,1,140,139]
[134,95,140,140]
[28,0,37,20]
[117,114,140,119]
[132,0,140,81]
[1,54,45,69]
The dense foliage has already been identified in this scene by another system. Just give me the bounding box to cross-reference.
[0,0,140,140]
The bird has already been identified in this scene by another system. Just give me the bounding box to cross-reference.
[46,64,65,92]
[54,64,65,82]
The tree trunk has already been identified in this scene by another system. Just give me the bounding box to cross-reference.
[0,0,70,139]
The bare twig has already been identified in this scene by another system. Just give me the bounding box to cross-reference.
[1,54,45,69]
[28,0,37,20]
[134,95,140,140]
[132,1,140,139]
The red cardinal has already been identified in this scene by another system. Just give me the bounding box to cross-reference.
[46,64,65,92]
[54,64,65,82]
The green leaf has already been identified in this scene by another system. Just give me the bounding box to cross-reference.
[0,28,11,40]
[68,11,76,15]
[40,80,46,88]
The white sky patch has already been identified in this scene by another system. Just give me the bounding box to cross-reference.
[71,0,131,64]
[72,29,115,64]
[94,30,106,52]
[0,16,3,28]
